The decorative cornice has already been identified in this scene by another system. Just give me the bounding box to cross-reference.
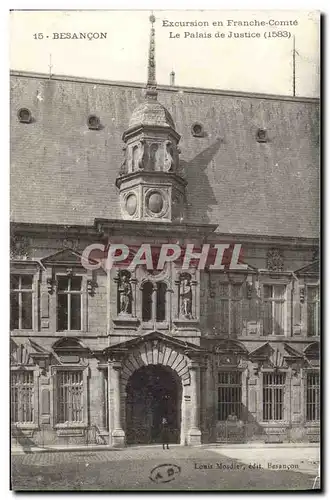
[94,217,218,238]
[115,169,186,189]
[10,221,319,247]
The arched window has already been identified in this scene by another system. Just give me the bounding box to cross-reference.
[142,281,167,322]
[142,282,153,321]
[156,282,167,321]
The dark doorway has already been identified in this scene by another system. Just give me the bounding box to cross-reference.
[126,365,182,445]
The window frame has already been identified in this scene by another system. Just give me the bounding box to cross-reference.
[262,371,286,422]
[304,369,320,424]
[306,284,320,337]
[217,370,243,422]
[262,283,287,336]
[10,366,39,429]
[141,279,169,326]
[217,282,244,336]
[51,365,88,429]
[10,266,39,333]
[56,274,84,332]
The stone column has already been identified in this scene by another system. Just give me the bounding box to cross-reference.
[187,359,202,445]
[109,360,125,447]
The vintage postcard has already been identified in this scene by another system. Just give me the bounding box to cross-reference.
[10,9,320,491]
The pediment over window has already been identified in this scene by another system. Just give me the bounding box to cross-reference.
[11,339,50,366]
[240,262,259,273]
[304,342,320,359]
[41,248,96,267]
[213,340,248,356]
[248,342,303,368]
[52,337,90,353]
[104,330,205,358]
[295,260,319,276]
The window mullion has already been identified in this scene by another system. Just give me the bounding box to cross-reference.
[68,292,71,331]
[18,290,22,330]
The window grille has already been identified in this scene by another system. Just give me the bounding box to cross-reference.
[263,284,285,335]
[307,286,320,337]
[263,372,285,421]
[11,371,34,423]
[57,276,82,331]
[57,371,83,423]
[10,275,33,330]
[217,372,242,421]
[306,372,320,421]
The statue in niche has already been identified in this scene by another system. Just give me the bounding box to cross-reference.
[137,139,147,170]
[179,273,192,318]
[119,145,127,176]
[164,140,174,172]
[118,272,132,315]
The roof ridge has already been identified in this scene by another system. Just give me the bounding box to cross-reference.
[10,69,320,103]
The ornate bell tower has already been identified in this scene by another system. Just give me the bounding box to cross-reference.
[116,15,186,223]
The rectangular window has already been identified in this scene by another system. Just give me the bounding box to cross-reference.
[306,372,320,422]
[10,275,33,330]
[231,284,243,335]
[217,371,242,421]
[56,371,83,423]
[263,284,285,335]
[307,286,320,337]
[11,371,34,423]
[218,283,242,335]
[263,372,285,421]
[218,284,229,333]
[57,276,82,331]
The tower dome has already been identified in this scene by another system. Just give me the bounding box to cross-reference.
[128,100,175,130]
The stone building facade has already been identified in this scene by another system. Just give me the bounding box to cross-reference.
[10,22,320,448]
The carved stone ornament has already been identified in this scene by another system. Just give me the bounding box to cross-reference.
[266,248,284,272]
[299,286,305,304]
[216,353,239,367]
[87,279,98,297]
[246,282,253,299]
[138,139,147,170]
[62,238,78,250]
[10,234,30,259]
[164,140,174,172]
[47,278,57,295]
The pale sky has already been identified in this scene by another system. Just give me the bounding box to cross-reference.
[10,10,320,97]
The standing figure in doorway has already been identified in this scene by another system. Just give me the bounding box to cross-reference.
[161,417,169,450]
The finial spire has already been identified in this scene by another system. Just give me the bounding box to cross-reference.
[146,13,158,100]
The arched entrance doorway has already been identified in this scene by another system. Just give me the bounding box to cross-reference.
[126,365,182,445]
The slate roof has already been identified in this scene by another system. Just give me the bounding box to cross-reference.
[10,71,320,238]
